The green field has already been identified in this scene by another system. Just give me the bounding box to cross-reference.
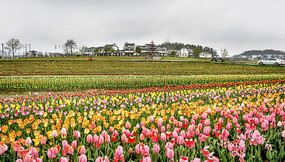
[0,56,283,76]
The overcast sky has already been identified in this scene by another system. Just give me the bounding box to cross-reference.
[1,0,285,56]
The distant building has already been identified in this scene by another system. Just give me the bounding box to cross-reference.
[136,45,148,55]
[178,47,193,57]
[123,42,135,56]
[156,47,167,56]
[199,52,212,58]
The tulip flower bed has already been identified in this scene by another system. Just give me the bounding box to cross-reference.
[1,75,285,92]
[1,58,285,76]
[0,79,285,161]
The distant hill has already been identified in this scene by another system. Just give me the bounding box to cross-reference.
[158,42,216,54]
[240,49,285,56]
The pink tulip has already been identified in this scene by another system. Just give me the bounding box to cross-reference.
[87,134,93,143]
[282,130,285,138]
[140,133,145,141]
[226,122,232,130]
[166,148,174,159]
[23,153,32,162]
[52,130,58,138]
[149,116,154,122]
[73,130,80,139]
[71,140,77,148]
[153,143,160,153]
[232,117,238,125]
[114,146,124,162]
[199,134,208,142]
[98,135,104,145]
[165,142,173,149]
[30,147,38,156]
[129,148,133,154]
[61,128,67,136]
[157,121,162,128]
[66,145,74,155]
[101,130,108,138]
[104,156,110,162]
[201,113,207,119]
[204,118,210,126]
[191,158,201,162]
[48,148,56,159]
[141,156,152,162]
[36,158,43,162]
[109,127,114,133]
[95,157,103,162]
[203,126,211,136]
[161,133,166,141]
[125,121,131,129]
[79,154,88,162]
[26,137,32,145]
[177,136,184,145]
[227,143,236,152]
[161,126,166,133]
[59,157,69,162]
[218,117,223,125]
[0,144,8,155]
[195,128,200,136]
[121,134,128,143]
[40,137,47,145]
[193,114,198,121]
[93,134,98,143]
[62,140,69,149]
[166,124,171,130]
[78,145,86,154]
[105,135,111,143]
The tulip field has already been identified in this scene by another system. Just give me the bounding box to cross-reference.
[0,74,284,162]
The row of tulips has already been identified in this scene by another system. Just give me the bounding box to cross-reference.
[0,75,284,92]
[0,81,284,161]
[1,77,284,105]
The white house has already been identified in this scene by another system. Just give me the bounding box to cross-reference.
[123,42,135,56]
[199,52,212,58]
[178,47,193,57]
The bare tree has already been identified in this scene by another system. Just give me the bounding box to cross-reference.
[64,39,77,56]
[5,38,23,59]
[221,49,229,58]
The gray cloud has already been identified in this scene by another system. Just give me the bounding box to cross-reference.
[1,0,285,55]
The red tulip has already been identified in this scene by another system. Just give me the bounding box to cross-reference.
[179,156,189,162]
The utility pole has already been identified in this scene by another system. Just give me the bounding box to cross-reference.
[25,44,27,54]
[29,44,31,52]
